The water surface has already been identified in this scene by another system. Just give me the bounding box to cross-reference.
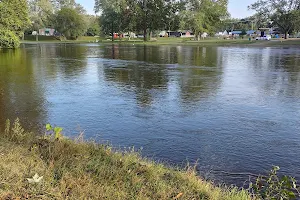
[1,44,300,185]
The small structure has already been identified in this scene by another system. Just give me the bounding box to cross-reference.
[180,30,193,38]
[246,30,256,35]
[123,32,137,38]
[165,30,194,38]
[167,31,181,37]
[159,31,167,37]
[113,33,123,39]
[231,30,242,36]
[258,28,270,37]
[39,28,55,36]
[201,32,208,39]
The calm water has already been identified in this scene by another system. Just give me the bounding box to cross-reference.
[1,43,300,186]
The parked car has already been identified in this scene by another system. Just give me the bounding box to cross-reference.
[256,35,271,41]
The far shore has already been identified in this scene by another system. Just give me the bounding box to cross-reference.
[20,37,300,47]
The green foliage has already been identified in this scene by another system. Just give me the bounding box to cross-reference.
[251,166,300,199]
[86,16,101,36]
[249,0,300,38]
[0,0,30,48]
[54,7,87,40]
[45,124,63,140]
[241,29,247,36]
[179,0,228,39]
[28,0,55,30]
[0,30,20,48]
[95,0,195,40]
[3,118,33,143]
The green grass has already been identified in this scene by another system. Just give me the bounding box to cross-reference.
[21,35,300,47]
[22,36,102,44]
[0,119,252,199]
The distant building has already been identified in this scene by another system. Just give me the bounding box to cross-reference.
[181,30,193,38]
[167,31,181,37]
[246,30,256,35]
[164,30,194,38]
[39,28,55,36]
[159,31,167,37]
[201,32,208,38]
[231,31,242,36]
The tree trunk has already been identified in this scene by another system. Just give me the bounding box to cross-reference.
[111,21,114,42]
[197,33,200,41]
[143,0,147,42]
[143,28,147,42]
[284,32,288,39]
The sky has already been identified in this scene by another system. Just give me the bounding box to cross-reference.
[75,0,257,19]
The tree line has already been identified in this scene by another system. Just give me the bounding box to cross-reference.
[0,0,100,48]
[95,0,228,41]
[249,0,300,39]
[28,0,99,39]
[2,0,300,48]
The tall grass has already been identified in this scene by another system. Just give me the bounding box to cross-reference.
[0,119,251,199]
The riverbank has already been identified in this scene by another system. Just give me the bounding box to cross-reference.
[21,37,300,47]
[0,120,250,199]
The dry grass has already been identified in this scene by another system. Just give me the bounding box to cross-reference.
[0,119,252,200]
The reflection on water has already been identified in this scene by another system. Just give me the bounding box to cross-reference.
[0,48,47,130]
[1,44,300,186]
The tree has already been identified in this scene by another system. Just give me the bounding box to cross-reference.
[0,0,30,48]
[86,15,101,36]
[95,0,125,40]
[95,0,182,41]
[249,0,300,39]
[54,7,87,40]
[28,0,55,28]
[179,0,228,40]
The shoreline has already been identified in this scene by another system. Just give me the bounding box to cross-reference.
[0,120,250,199]
[20,38,300,47]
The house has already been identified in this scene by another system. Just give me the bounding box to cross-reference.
[39,28,55,36]
[246,30,256,35]
[158,30,194,38]
[167,31,181,37]
[123,32,137,38]
[180,30,193,38]
[231,31,242,36]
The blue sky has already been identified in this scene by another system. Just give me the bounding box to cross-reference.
[76,0,257,18]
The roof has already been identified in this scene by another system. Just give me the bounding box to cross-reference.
[232,31,242,34]
[246,30,256,34]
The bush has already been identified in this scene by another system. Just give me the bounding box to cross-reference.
[251,166,300,199]
[0,29,20,48]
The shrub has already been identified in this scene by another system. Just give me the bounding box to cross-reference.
[251,166,300,199]
[0,29,20,48]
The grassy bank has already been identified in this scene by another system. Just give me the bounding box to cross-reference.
[21,36,300,47]
[0,119,251,199]
[101,37,300,47]
[22,36,102,44]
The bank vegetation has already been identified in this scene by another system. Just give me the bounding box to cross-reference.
[0,119,251,199]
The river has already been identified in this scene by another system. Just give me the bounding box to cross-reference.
[1,43,300,186]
